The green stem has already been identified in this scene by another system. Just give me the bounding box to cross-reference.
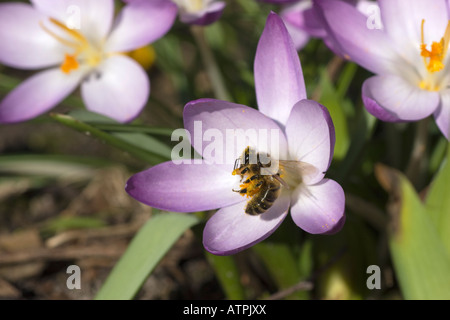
[405,117,430,188]
[190,25,232,101]
[50,113,168,165]
[205,253,246,300]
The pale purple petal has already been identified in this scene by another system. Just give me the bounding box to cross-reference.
[80,55,149,123]
[361,75,440,122]
[362,79,400,122]
[203,193,290,255]
[314,0,397,75]
[356,1,383,29]
[126,161,243,212]
[378,0,448,66]
[105,0,177,53]
[285,99,335,184]
[31,0,115,43]
[183,99,289,165]
[290,179,345,234]
[284,19,310,51]
[254,12,306,127]
[179,1,225,26]
[0,3,64,69]
[282,2,327,39]
[435,90,450,140]
[0,68,84,124]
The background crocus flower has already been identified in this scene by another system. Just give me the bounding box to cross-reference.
[125,0,225,26]
[172,0,226,25]
[261,0,376,51]
[314,0,450,139]
[0,0,177,123]
[125,12,345,255]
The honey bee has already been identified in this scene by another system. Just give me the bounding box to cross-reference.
[232,146,320,215]
[232,146,288,215]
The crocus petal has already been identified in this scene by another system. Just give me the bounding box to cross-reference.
[0,68,83,123]
[31,0,115,43]
[285,100,335,184]
[282,2,327,39]
[361,75,440,122]
[105,0,177,53]
[183,99,289,165]
[314,0,397,75]
[284,20,310,51]
[290,179,345,235]
[378,0,448,65]
[179,1,225,26]
[203,193,290,255]
[126,161,243,212]
[80,55,149,123]
[0,3,64,69]
[435,90,450,140]
[254,12,306,127]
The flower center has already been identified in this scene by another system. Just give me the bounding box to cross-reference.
[40,18,103,74]
[231,146,309,199]
[175,0,207,13]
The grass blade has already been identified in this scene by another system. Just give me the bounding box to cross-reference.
[95,213,199,300]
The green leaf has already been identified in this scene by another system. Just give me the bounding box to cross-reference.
[50,113,169,165]
[42,216,106,235]
[425,142,450,256]
[67,109,175,159]
[67,109,118,123]
[313,218,377,300]
[88,124,175,136]
[376,164,450,299]
[95,213,199,300]
[111,132,172,160]
[205,253,246,300]
[318,68,350,160]
[253,241,306,300]
[252,220,306,299]
[0,154,108,181]
[336,62,358,105]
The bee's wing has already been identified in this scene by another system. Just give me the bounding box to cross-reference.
[278,160,320,182]
[272,174,290,188]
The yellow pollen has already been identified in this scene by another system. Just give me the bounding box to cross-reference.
[239,180,261,198]
[60,54,79,74]
[191,0,204,11]
[419,80,440,91]
[420,19,450,73]
[40,18,102,74]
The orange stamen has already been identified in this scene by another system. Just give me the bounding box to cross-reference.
[60,54,79,73]
[420,19,450,73]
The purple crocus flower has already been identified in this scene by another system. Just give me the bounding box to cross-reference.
[0,0,177,123]
[126,12,345,256]
[172,0,226,25]
[124,0,225,26]
[261,0,376,51]
[259,0,326,50]
[314,0,450,139]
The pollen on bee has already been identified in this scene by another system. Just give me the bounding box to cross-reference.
[238,179,261,198]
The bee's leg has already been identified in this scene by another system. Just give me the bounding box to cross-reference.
[254,181,263,188]
[243,174,260,184]
[232,187,248,194]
